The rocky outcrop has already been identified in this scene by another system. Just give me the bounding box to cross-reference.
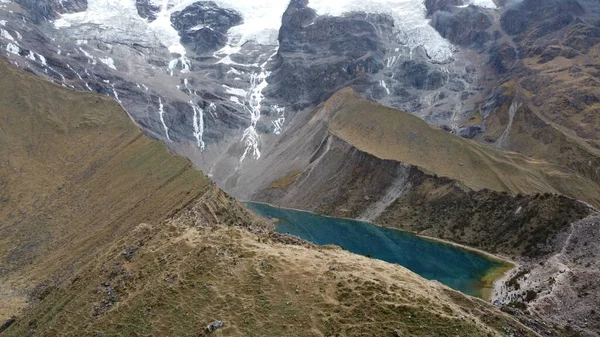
[267,0,392,108]
[394,60,449,90]
[487,43,518,74]
[135,0,160,22]
[431,5,493,47]
[457,125,483,138]
[500,0,584,38]
[170,1,242,54]
[0,317,15,333]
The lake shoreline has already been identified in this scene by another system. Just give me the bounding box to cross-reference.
[245,200,517,301]
[414,234,517,302]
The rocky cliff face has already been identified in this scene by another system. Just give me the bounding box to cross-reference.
[267,0,393,108]
[430,4,493,48]
[266,0,490,126]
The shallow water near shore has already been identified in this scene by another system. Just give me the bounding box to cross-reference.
[247,202,511,299]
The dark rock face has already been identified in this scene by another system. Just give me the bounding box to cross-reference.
[170,2,242,54]
[15,0,87,22]
[457,125,483,139]
[537,44,579,64]
[431,5,493,47]
[135,0,160,22]
[488,43,517,74]
[395,60,448,90]
[485,0,597,74]
[268,0,393,107]
[277,0,317,42]
[500,0,584,36]
[563,22,600,53]
[0,317,16,333]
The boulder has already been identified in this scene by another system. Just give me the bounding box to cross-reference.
[458,125,483,139]
[0,317,16,333]
[205,320,223,333]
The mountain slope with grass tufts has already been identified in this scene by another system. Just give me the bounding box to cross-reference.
[2,190,539,337]
[0,56,211,321]
[327,88,600,204]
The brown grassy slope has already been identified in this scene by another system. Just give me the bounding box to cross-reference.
[0,58,210,320]
[484,51,600,187]
[326,88,600,208]
[0,60,540,337]
[3,187,538,337]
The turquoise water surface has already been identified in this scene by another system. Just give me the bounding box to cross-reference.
[246,202,506,298]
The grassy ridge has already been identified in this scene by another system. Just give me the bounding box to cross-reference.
[0,58,210,319]
[327,88,600,208]
[3,199,538,337]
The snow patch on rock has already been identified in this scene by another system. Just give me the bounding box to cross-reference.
[100,57,117,70]
[462,0,497,9]
[6,42,19,54]
[190,101,205,150]
[1,28,15,41]
[158,97,171,141]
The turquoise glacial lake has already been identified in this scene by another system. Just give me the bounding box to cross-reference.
[246,202,509,298]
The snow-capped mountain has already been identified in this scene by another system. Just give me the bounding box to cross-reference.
[0,0,498,171]
[4,0,598,199]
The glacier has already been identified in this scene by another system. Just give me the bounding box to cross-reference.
[51,0,471,62]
